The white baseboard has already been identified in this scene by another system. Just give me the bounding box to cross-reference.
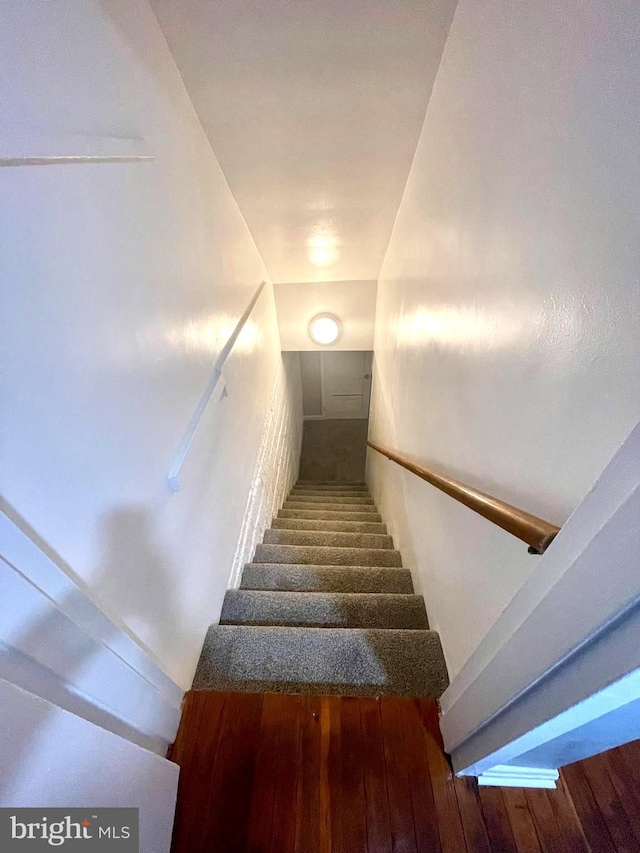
[475,765,559,789]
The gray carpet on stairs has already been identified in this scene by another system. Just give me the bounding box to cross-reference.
[279,507,383,522]
[254,543,403,567]
[283,501,379,513]
[192,626,449,697]
[296,481,367,486]
[289,486,371,499]
[240,564,415,593]
[284,493,374,504]
[221,590,429,629]
[193,481,449,697]
[271,517,388,534]
[263,528,394,549]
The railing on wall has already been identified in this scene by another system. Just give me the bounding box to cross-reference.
[366,440,560,554]
[168,280,267,492]
[0,134,154,167]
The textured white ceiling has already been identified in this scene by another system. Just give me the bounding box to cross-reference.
[150,0,457,283]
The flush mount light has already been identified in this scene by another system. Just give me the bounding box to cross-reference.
[309,313,341,345]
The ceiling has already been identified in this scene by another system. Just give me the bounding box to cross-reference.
[150,0,457,284]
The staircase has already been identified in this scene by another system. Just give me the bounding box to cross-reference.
[193,481,449,696]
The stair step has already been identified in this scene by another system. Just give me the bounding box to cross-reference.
[284,501,379,514]
[272,518,387,534]
[221,591,429,629]
[285,494,374,505]
[240,564,414,593]
[279,508,383,522]
[263,529,394,549]
[290,489,371,498]
[296,481,367,487]
[292,487,370,495]
[193,626,449,697]
[254,543,402,567]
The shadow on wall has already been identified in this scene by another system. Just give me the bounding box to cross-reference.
[93,507,188,663]
[299,420,369,482]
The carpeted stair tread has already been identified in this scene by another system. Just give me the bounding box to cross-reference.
[263,529,394,549]
[194,479,449,698]
[221,590,429,629]
[290,489,371,497]
[284,494,374,505]
[296,481,367,487]
[279,508,383,522]
[240,564,414,593]
[254,543,402,567]
[193,626,448,697]
[284,501,379,514]
[291,483,371,496]
[272,518,387,534]
[294,482,368,488]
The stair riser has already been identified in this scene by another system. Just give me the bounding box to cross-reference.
[286,494,374,505]
[263,530,394,549]
[279,509,383,522]
[254,544,402,567]
[290,490,371,498]
[292,488,370,495]
[240,565,414,594]
[271,518,387,534]
[221,591,429,629]
[284,502,379,514]
[296,481,366,487]
[193,626,449,697]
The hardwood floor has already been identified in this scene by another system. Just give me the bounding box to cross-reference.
[169,691,640,852]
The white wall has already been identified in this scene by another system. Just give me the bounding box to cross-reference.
[439,423,640,782]
[0,0,298,692]
[275,280,378,350]
[369,0,640,680]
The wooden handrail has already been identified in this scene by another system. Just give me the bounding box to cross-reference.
[366,440,560,554]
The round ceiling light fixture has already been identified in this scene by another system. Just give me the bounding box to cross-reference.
[308,313,341,346]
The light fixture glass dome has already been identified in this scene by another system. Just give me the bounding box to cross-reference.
[309,313,341,345]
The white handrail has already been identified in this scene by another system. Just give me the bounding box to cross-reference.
[167,280,267,492]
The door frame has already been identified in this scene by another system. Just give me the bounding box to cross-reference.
[303,351,372,420]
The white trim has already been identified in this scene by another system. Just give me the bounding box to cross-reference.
[228,353,303,589]
[454,658,640,780]
[476,766,559,789]
[0,507,183,754]
[0,678,179,851]
[320,350,327,418]
[0,133,153,165]
[439,421,640,781]
[0,506,182,706]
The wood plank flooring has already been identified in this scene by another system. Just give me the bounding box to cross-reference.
[169,691,640,852]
